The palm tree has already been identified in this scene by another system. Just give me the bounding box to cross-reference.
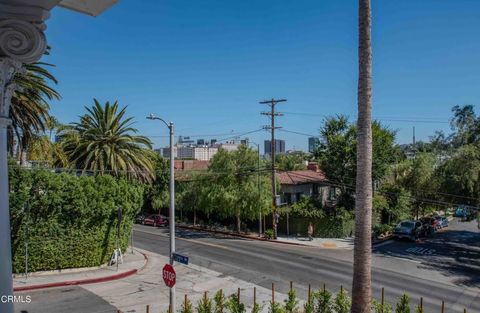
[351,0,373,312]
[8,62,60,163]
[58,99,155,181]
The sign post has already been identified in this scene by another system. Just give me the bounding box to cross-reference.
[163,264,176,288]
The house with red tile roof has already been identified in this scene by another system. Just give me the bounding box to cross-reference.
[277,162,339,207]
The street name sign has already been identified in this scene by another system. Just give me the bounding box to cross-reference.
[162,264,176,288]
[172,253,189,265]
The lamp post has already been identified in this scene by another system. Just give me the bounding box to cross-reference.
[147,114,176,313]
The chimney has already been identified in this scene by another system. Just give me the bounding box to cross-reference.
[307,161,319,172]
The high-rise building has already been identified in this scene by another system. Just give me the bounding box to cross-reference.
[264,139,285,155]
[308,137,320,153]
[177,136,194,145]
[197,139,205,146]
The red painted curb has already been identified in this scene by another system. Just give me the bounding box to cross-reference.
[14,250,148,292]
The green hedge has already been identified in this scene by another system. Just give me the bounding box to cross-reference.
[9,165,144,273]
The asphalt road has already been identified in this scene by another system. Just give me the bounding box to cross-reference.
[14,219,480,313]
[132,221,480,313]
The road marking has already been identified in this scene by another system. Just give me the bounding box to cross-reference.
[134,227,231,251]
[406,247,436,255]
[375,240,394,248]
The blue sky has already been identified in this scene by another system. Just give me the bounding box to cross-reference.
[44,0,480,152]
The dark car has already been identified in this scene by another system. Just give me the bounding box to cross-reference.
[420,217,440,230]
[143,214,169,227]
[135,213,147,224]
[434,216,449,228]
[394,221,424,241]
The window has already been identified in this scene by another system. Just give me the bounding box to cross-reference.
[329,187,337,200]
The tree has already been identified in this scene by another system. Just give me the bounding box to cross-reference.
[57,99,155,181]
[8,62,60,163]
[450,105,479,147]
[143,154,170,213]
[351,0,373,312]
[314,116,396,209]
[276,152,309,171]
[204,146,270,232]
[436,144,480,207]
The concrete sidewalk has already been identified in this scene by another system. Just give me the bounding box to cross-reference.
[13,249,147,291]
[276,236,355,249]
[83,248,293,313]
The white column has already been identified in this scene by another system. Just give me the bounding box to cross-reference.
[0,6,49,312]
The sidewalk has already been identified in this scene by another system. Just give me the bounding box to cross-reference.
[13,249,147,291]
[276,236,355,249]
[82,248,292,313]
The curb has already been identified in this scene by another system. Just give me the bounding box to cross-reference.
[177,224,318,247]
[14,250,148,292]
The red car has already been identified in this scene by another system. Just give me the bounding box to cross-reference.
[143,214,169,227]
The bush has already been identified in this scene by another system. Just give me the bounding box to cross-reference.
[333,287,351,313]
[226,294,245,313]
[372,299,393,313]
[9,166,144,273]
[264,229,274,239]
[197,293,213,313]
[373,224,393,237]
[314,288,333,313]
[395,294,410,313]
[284,287,299,313]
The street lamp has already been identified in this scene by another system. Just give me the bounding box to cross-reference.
[146,114,176,313]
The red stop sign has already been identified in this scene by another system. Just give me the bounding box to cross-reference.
[163,264,176,288]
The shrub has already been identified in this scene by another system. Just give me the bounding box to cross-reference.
[9,167,144,273]
[226,294,245,313]
[269,301,284,313]
[372,299,393,313]
[314,288,333,313]
[197,293,213,313]
[214,290,225,313]
[395,294,410,313]
[284,287,299,313]
[181,296,194,313]
[333,287,351,313]
[264,229,274,239]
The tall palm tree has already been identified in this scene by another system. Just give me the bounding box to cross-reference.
[351,0,373,312]
[8,62,60,163]
[58,99,155,181]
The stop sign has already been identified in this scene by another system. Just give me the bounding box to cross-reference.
[162,264,176,288]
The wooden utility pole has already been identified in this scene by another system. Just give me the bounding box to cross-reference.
[260,98,286,239]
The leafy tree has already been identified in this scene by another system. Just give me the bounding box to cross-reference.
[436,144,480,206]
[450,105,480,147]
[204,146,270,232]
[276,152,308,171]
[143,154,169,213]
[57,99,154,181]
[314,116,396,210]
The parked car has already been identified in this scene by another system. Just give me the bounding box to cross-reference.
[434,216,449,228]
[143,214,169,227]
[135,213,147,224]
[420,216,440,231]
[393,221,424,241]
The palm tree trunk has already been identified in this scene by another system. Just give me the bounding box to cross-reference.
[351,1,373,313]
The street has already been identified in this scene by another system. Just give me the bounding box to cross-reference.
[14,219,480,313]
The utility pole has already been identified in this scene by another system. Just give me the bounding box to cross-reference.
[260,98,286,239]
[412,126,416,159]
